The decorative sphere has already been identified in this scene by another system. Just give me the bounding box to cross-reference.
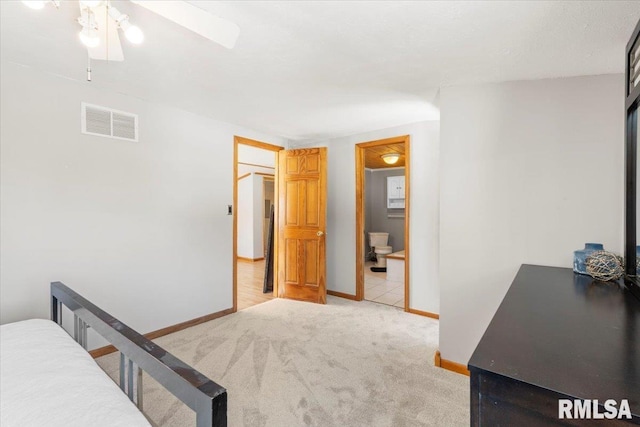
[585,251,623,282]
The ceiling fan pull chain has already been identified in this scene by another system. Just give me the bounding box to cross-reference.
[87,54,92,82]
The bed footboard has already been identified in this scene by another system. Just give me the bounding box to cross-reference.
[51,282,227,427]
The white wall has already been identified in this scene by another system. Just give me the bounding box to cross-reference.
[364,169,373,256]
[238,144,277,169]
[0,61,287,343]
[252,175,264,258]
[367,168,406,251]
[439,74,624,365]
[237,145,276,260]
[294,121,440,314]
[237,174,255,259]
[238,164,273,176]
[237,173,270,260]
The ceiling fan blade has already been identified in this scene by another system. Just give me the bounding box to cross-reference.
[87,4,124,61]
[130,0,239,49]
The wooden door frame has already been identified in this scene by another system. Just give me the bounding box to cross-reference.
[355,135,410,311]
[233,136,284,312]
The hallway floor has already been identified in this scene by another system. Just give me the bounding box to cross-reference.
[237,259,274,310]
[239,259,404,309]
[363,261,405,308]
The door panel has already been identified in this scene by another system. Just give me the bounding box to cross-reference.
[304,240,318,286]
[278,148,327,304]
[305,181,319,226]
[285,181,300,225]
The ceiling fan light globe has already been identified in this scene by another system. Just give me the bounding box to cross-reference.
[22,1,46,9]
[125,25,144,44]
[79,30,100,48]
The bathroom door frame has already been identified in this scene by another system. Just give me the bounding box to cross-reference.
[233,136,284,312]
[355,135,410,311]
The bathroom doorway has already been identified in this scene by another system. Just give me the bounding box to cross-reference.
[233,136,283,312]
[355,136,410,310]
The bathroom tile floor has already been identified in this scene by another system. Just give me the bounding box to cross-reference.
[364,261,404,308]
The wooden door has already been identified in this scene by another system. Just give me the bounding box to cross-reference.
[277,148,327,304]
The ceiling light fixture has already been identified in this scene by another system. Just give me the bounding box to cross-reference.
[108,6,144,44]
[77,9,100,48]
[381,153,400,165]
[79,27,100,48]
[120,20,144,44]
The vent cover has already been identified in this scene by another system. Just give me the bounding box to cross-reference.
[81,102,138,142]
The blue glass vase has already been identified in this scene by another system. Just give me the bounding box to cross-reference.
[573,243,604,275]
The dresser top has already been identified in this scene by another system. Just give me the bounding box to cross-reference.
[468,264,640,412]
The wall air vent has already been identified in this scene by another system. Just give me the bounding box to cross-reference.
[81,102,138,142]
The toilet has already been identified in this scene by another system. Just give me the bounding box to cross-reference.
[368,232,392,268]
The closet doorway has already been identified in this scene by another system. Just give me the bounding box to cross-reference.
[233,136,283,311]
[355,135,410,310]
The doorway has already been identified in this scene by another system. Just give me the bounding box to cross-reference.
[233,136,283,311]
[355,136,410,310]
[262,178,275,254]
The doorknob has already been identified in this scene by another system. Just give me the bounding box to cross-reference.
[317,231,324,237]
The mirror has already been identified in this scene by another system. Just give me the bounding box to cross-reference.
[626,101,638,281]
[626,22,640,289]
[625,21,640,287]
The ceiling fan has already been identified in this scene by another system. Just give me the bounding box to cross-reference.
[21,1,240,63]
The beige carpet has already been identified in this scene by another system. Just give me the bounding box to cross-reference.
[97,296,469,427]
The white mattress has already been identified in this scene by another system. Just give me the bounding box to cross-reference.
[0,319,151,427]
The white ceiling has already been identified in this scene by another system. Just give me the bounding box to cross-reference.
[1,1,639,141]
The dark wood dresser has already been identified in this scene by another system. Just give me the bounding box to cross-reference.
[469,265,640,426]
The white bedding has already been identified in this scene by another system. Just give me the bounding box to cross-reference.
[0,319,151,427]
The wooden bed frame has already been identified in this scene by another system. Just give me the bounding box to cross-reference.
[50,281,227,427]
